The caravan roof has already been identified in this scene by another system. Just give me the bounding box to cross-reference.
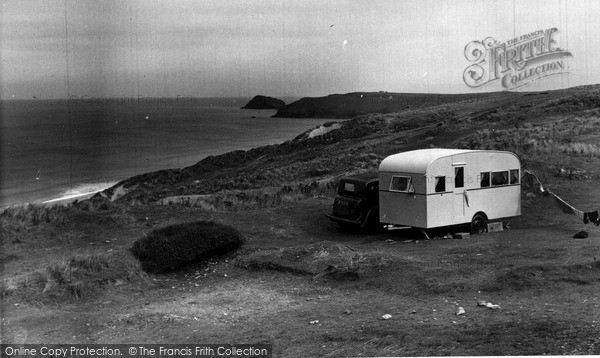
[378,148,513,174]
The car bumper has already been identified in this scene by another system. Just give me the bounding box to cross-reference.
[326,214,362,226]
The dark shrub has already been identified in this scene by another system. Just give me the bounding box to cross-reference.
[131,221,246,273]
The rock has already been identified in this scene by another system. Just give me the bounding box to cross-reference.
[573,231,589,239]
[381,314,392,320]
[485,302,501,309]
[453,232,470,240]
[478,300,501,309]
[456,307,466,316]
[241,95,285,109]
[309,320,319,325]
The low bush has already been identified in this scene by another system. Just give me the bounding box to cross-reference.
[131,221,246,273]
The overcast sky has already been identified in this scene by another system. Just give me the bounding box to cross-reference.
[1,0,599,99]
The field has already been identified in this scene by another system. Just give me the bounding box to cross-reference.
[2,86,600,356]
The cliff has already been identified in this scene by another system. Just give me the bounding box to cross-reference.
[272,91,508,118]
[241,95,286,109]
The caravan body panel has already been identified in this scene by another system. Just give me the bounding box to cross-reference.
[379,149,521,229]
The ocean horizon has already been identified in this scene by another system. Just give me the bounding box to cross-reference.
[0,98,335,207]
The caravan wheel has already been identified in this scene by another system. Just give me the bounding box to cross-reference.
[470,213,487,234]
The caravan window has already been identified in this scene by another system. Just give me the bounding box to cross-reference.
[492,171,508,186]
[435,176,446,192]
[480,172,490,187]
[510,169,520,184]
[454,167,464,188]
[390,176,411,192]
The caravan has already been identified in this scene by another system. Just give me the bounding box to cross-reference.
[378,148,521,233]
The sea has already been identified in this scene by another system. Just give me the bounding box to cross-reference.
[0,98,335,207]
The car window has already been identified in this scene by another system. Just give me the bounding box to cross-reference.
[344,182,357,193]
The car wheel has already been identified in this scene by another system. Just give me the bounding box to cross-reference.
[361,208,380,234]
[337,223,353,233]
[470,213,487,234]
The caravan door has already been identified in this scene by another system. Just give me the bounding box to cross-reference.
[453,165,466,219]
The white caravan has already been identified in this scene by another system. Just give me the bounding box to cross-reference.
[378,148,521,233]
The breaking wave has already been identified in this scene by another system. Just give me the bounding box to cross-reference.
[42,182,118,204]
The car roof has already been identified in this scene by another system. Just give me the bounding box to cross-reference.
[341,172,379,182]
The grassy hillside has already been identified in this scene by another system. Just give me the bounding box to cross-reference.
[3,85,600,355]
[92,85,600,207]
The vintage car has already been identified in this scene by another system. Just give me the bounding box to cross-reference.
[327,172,380,233]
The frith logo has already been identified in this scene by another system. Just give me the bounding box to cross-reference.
[463,28,572,90]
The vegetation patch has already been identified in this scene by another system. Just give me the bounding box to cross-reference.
[131,221,246,273]
[155,179,344,211]
[2,252,146,304]
[236,241,390,280]
[456,116,600,166]
[456,319,600,355]
[389,107,459,131]
[482,261,600,292]
[0,204,70,229]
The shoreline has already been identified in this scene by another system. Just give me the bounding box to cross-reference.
[1,191,102,211]
[2,115,344,211]
[41,190,104,206]
[1,102,336,211]
[1,185,115,211]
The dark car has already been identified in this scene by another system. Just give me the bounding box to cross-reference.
[327,172,380,233]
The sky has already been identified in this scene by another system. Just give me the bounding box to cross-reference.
[1,0,599,99]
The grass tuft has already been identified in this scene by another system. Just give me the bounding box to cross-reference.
[0,204,69,230]
[2,252,147,304]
